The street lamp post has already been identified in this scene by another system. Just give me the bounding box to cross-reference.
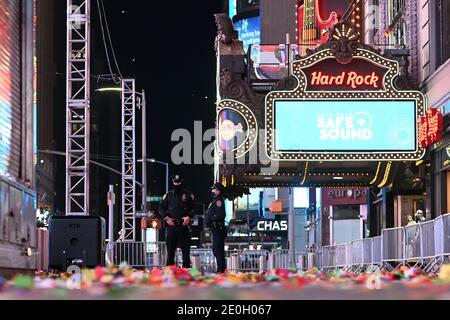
[148,159,169,194]
[140,90,147,212]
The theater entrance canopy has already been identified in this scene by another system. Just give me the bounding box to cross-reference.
[214,21,427,198]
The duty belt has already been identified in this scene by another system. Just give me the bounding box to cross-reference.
[211,221,225,230]
[168,218,191,227]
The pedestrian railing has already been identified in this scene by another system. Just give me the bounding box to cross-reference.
[404,224,421,261]
[297,214,450,273]
[321,246,336,270]
[175,249,217,273]
[362,238,373,265]
[108,241,167,269]
[270,249,307,271]
[106,214,450,273]
[371,236,382,266]
[226,250,270,273]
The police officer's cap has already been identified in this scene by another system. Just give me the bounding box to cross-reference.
[172,175,183,184]
[211,182,224,192]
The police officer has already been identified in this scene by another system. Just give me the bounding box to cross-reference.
[205,183,227,273]
[159,175,195,268]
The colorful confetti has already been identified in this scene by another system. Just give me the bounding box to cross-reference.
[0,264,449,299]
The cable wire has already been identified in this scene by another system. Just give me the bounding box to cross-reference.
[100,0,123,79]
[96,0,121,84]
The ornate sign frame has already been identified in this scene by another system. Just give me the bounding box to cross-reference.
[265,26,426,162]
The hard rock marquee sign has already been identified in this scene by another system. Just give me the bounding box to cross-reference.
[217,23,428,162]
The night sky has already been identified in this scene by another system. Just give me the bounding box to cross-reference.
[52,1,224,215]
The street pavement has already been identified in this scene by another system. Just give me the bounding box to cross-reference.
[1,265,450,300]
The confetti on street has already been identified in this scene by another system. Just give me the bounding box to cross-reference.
[1,265,450,300]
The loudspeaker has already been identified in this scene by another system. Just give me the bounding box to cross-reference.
[48,216,106,271]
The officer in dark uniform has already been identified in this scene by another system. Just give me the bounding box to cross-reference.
[159,175,195,268]
[205,183,227,273]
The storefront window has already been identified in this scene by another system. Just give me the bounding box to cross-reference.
[332,205,361,244]
[333,205,360,220]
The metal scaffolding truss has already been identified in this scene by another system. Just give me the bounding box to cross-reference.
[66,0,91,216]
[121,79,136,241]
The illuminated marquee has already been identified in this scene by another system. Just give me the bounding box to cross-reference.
[265,24,426,162]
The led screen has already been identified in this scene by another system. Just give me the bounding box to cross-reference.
[229,0,237,18]
[274,100,417,152]
[234,16,260,53]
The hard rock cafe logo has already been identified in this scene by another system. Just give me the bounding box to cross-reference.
[219,120,244,141]
[310,71,380,89]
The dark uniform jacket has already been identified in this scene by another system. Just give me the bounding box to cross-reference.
[205,196,226,229]
[159,189,195,223]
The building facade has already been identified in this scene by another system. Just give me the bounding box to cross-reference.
[418,0,450,217]
[215,0,443,249]
[360,0,450,230]
[0,0,37,270]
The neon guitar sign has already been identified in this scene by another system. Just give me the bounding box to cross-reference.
[298,0,338,53]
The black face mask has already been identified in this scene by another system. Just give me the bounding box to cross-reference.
[174,184,183,193]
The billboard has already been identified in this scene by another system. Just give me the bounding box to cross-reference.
[275,100,417,152]
[234,16,260,53]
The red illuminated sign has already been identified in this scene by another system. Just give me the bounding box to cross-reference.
[301,57,388,91]
[419,108,443,148]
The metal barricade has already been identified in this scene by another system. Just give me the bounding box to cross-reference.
[404,224,421,261]
[335,244,346,268]
[175,248,216,273]
[146,242,167,268]
[307,251,321,270]
[382,227,405,263]
[434,215,444,258]
[351,239,364,267]
[345,242,353,269]
[111,242,145,267]
[420,220,435,260]
[227,254,240,273]
[321,246,336,270]
[371,236,382,266]
[362,238,373,265]
[271,249,307,271]
[225,250,270,273]
[110,241,167,268]
[443,214,450,257]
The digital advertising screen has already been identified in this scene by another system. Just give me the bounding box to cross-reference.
[234,16,261,53]
[228,0,237,18]
[274,100,417,152]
